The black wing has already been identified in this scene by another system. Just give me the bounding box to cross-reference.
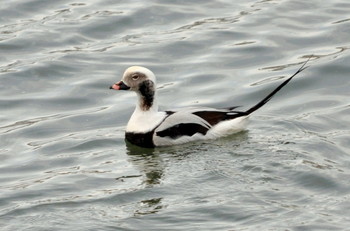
[156,123,209,139]
[193,110,247,126]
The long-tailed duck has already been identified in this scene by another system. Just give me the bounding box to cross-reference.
[110,61,308,148]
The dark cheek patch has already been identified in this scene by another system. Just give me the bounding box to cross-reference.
[139,80,155,110]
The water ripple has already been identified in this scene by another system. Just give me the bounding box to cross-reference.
[1,0,350,230]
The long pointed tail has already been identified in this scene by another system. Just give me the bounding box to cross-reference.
[244,59,310,115]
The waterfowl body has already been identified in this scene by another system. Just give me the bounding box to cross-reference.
[110,63,308,148]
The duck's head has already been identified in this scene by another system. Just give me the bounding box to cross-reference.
[110,66,157,110]
[110,66,156,91]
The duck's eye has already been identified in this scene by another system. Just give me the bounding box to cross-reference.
[131,74,139,80]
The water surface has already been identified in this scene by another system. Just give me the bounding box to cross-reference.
[1,0,350,230]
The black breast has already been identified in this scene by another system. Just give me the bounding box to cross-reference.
[125,131,155,148]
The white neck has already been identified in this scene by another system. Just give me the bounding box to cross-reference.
[137,91,158,112]
[126,92,166,133]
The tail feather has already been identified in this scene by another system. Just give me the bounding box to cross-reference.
[244,59,310,115]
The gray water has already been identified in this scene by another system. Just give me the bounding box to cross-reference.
[1,0,350,230]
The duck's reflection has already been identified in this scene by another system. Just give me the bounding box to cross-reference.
[124,141,166,216]
[123,132,249,216]
[134,197,164,216]
[125,141,164,187]
[124,131,250,187]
